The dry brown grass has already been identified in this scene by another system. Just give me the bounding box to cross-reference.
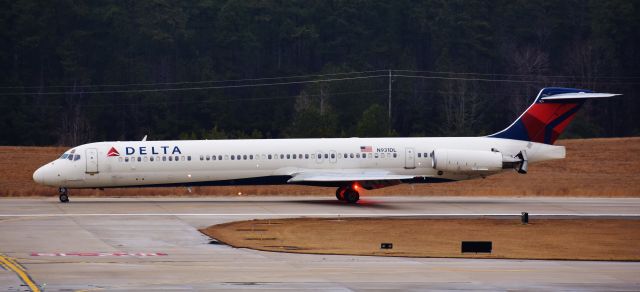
[201,218,640,261]
[2,137,640,197]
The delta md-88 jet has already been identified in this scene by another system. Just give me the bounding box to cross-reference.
[33,88,619,203]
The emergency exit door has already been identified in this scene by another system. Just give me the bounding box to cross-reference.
[404,147,416,169]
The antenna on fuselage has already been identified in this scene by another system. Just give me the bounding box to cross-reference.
[141,135,147,141]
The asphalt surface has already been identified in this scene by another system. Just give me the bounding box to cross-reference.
[1,196,639,291]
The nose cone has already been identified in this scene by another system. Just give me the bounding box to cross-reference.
[33,166,45,185]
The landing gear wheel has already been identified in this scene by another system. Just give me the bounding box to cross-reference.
[344,189,360,204]
[336,186,347,201]
[58,187,69,203]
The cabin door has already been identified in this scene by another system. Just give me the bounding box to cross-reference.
[85,148,99,173]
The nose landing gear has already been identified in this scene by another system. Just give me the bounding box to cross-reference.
[58,187,69,203]
[335,186,360,204]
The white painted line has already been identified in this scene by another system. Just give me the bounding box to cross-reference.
[1,213,639,217]
[30,252,167,257]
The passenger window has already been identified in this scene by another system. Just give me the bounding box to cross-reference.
[250,155,254,160]
[343,153,348,158]
[280,154,284,159]
[125,157,129,162]
[356,154,360,158]
[424,153,428,158]
[418,153,422,158]
[268,154,272,160]
[181,156,185,161]
[243,155,247,160]
[331,153,335,159]
[218,155,222,160]
[212,155,216,161]
[350,153,354,158]
[137,157,142,162]
[324,154,328,159]
[206,155,210,161]
[150,157,154,162]
[393,153,397,158]
[231,155,235,160]
[200,155,204,161]
[286,154,290,159]
[311,154,315,159]
[292,154,296,159]
[118,157,123,162]
[162,156,167,161]
[224,155,229,160]
[188,156,191,161]
[261,154,266,160]
[169,156,173,161]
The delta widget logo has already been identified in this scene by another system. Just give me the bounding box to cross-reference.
[107,147,120,157]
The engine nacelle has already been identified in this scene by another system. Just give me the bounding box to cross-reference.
[431,149,503,172]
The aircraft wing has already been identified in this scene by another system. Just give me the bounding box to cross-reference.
[287,171,415,183]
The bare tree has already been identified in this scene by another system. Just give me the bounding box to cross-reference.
[506,45,551,118]
[440,79,482,136]
[57,85,93,146]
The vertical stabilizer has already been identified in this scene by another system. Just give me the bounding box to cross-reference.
[489,87,619,145]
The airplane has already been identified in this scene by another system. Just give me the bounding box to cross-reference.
[33,87,619,203]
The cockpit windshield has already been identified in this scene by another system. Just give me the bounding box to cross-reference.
[59,149,81,161]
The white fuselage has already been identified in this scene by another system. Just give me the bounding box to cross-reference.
[33,137,565,189]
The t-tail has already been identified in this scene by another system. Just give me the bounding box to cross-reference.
[489,87,620,145]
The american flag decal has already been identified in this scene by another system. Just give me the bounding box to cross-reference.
[360,146,372,152]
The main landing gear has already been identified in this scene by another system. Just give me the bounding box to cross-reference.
[336,186,360,204]
[58,187,69,203]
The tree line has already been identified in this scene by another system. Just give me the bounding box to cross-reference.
[1,0,638,146]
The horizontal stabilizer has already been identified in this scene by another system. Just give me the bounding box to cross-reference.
[540,92,621,100]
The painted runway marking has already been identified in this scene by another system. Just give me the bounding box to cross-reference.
[30,252,168,257]
[0,254,40,292]
[1,213,639,217]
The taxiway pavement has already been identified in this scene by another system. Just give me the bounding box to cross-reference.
[1,196,639,291]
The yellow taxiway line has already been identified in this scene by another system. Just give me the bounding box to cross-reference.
[0,254,40,292]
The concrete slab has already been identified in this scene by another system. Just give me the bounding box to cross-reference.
[1,196,639,291]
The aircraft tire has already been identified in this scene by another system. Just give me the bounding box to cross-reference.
[344,189,359,204]
[336,186,347,201]
[59,187,69,203]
